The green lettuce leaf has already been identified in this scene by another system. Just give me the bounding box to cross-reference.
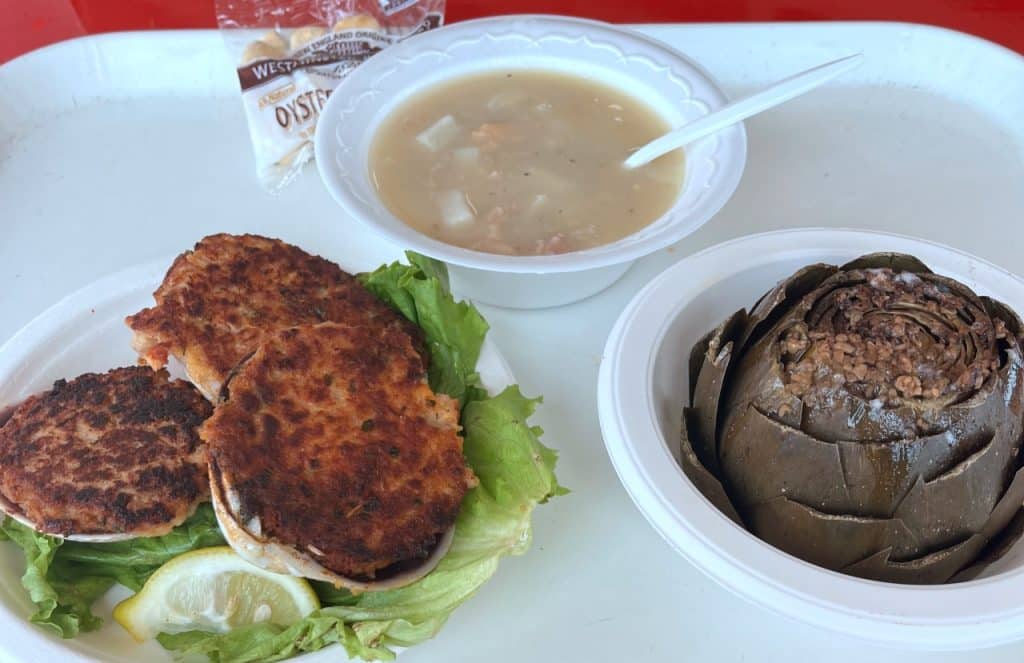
[0,517,111,637]
[359,251,489,405]
[160,256,564,661]
[158,615,386,663]
[0,504,224,637]
[55,503,225,592]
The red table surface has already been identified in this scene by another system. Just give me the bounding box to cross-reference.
[1,0,1023,65]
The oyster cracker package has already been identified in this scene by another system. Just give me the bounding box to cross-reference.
[217,0,446,191]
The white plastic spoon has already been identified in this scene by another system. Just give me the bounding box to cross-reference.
[623,53,864,169]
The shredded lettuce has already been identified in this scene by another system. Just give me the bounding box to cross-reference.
[0,252,564,661]
[0,504,224,637]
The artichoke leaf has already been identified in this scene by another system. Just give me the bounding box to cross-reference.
[983,295,1024,341]
[853,465,1024,583]
[963,463,1024,575]
[835,428,992,515]
[688,309,745,404]
[739,264,837,351]
[759,392,804,429]
[800,392,940,444]
[944,376,1022,442]
[690,310,747,473]
[920,272,990,311]
[717,342,790,427]
[718,405,852,514]
[747,496,915,571]
[839,252,933,274]
[953,493,1024,581]
[0,404,14,429]
[843,536,987,585]
[679,408,743,525]
[717,306,807,427]
[687,328,715,406]
[894,428,1021,555]
[1005,351,1024,413]
[951,524,1022,582]
[978,463,1024,542]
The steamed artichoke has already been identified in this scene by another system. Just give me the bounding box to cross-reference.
[681,253,1024,583]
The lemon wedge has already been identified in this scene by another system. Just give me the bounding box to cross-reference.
[113,546,320,641]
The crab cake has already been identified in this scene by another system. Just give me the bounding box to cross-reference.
[203,322,477,587]
[126,233,420,401]
[0,367,211,540]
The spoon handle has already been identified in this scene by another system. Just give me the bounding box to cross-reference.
[623,53,864,170]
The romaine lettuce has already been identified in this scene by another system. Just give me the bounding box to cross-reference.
[0,504,224,637]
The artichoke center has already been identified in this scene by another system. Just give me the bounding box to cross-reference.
[779,268,1001,405]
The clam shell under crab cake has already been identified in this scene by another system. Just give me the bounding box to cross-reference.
[202,322,477,589]
[0,367,212,541]
[125,233,421,402]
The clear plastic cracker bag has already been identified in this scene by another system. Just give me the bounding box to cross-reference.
[217,0,446,191]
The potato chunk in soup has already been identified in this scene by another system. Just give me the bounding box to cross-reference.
[369,70,685,256]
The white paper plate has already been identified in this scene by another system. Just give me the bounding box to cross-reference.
[597,228,1024,651]
[0,258,516,663]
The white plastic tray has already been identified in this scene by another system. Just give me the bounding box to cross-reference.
[1,20,1023,663]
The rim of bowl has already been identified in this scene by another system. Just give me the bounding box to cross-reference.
[314,14,747,274]
[597,227,1024,649]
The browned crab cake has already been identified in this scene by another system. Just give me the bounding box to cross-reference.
[0,367,211,540]
[202,322,477,584]
[126,233,421,401]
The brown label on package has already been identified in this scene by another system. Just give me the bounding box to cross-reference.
[378,0,418,15]
[238,38,382,90]
[236,14,441,91]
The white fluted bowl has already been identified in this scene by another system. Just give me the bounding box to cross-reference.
[315,15,746,308]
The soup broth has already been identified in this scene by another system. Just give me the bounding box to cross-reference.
[369,70,685,256]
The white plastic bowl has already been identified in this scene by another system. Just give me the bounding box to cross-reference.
[314,15,746,308]
[597,228,1024,650]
